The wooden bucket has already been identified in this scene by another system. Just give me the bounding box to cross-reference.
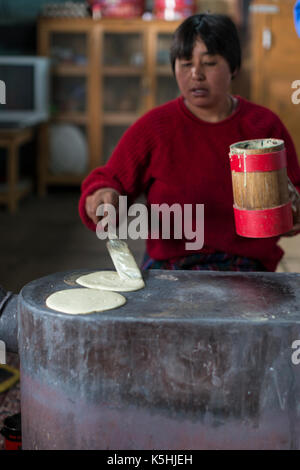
[229,138,293,237]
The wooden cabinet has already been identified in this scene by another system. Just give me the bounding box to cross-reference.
[250,0,300,163]
[37,18,181,191]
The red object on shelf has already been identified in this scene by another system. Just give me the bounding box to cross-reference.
[154,0,196,20]
[88,0,144,18]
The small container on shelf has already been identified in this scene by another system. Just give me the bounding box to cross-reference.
[154,0,196,20]
[88,0,145,18]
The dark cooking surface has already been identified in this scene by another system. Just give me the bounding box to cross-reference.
[20,269,300,323]
[18,269,300,450]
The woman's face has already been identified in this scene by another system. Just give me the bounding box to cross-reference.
[175,38,235,117]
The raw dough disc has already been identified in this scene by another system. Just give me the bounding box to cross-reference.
[46,287,126,314]
[76,271,145,292]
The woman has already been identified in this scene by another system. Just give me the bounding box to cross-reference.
[79,13,300,272]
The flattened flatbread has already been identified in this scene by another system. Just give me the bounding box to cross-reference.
[76,271,145,292]
[46,287,126,314]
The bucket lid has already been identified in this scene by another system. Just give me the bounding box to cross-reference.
[229,138,284,155]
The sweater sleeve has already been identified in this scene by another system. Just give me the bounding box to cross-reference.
[79,114,155,230]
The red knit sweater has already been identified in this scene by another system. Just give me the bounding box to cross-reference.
[79,96,300,271]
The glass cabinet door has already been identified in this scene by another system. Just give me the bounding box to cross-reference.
[103,76,142,113]
[51,76,87,114]
[49,32,88,116]
[48,32,89,176]
[155,33,179,106]
[101,31,145,162]
[50,32,88,66]
[102,125,128,164]
[103,33,144,68]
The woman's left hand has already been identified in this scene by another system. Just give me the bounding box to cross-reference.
[281,178,300,237]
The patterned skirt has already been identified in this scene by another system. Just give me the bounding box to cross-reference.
[141,251,267,272]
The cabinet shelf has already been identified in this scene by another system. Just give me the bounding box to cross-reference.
[103,113,139,126]
[52,64,89,76]
[51,113,88,124]
[102,66,145,76]
[155,65,173,76]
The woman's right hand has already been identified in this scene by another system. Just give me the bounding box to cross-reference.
[85,187,120,225]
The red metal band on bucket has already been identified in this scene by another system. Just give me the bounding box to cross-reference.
[233,202,293,238]
[229,149,287,173]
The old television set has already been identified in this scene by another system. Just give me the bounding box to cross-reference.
[0,56,50,128]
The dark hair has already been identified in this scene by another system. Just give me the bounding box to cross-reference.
[170,13,241,77]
